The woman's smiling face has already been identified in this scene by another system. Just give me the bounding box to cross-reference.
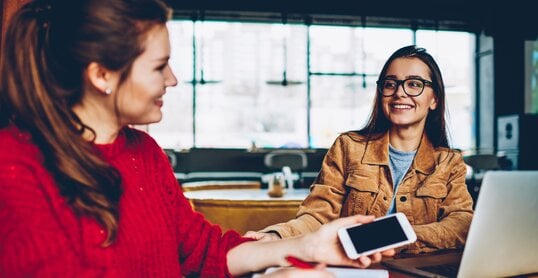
[381,57,438,131]
[116,24,178,126]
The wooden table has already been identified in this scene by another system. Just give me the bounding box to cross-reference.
[184,188,310,234]
[185,189,538,277]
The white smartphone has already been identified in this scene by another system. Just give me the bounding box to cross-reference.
[338,212,417,259]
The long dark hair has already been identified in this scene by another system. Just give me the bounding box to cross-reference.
[0,0,170,246]
[357,45,449,148]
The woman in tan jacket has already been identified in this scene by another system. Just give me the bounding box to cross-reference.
[247,45,474,254]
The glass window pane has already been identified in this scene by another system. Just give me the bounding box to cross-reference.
[310,75,377,147]
[194,22,308,148]
[309,27,413,148]
[417,30,476,151]
[363,28,414,74]
[310,26,362,73]
[148,21,194,150]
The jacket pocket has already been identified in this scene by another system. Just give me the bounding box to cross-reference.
[414,182,448,223]
[342,171,379,216]
[345,170,379,193]
[416,182,448,198]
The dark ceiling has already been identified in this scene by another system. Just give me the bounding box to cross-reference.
[167,0,537,39]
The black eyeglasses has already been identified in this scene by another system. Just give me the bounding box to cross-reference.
[376,78,433,97]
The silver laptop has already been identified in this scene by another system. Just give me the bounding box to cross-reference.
[382,171,538,278]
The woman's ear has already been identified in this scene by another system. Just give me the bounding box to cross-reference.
[85,62,113,95]
[430,97,438,111]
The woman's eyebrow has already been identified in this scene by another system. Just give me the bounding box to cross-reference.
[153,55,170,63]
[405,74,425,79]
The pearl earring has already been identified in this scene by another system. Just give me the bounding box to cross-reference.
[104,88,112,95]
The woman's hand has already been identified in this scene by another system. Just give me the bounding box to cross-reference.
[227,214,395,276]
[299,214,396,268]
[244,231,281,242]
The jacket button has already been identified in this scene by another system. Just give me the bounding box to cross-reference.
[399,196,407,202]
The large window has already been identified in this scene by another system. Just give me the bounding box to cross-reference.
[149,21,475,151]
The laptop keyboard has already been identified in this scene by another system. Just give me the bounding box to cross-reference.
[418,263,459,277]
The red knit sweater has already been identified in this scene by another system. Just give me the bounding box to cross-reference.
[0,125,250,277]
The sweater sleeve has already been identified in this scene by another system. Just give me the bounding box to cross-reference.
[149,140,252,277]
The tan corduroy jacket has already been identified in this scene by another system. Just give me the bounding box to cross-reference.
[261,131,474,253]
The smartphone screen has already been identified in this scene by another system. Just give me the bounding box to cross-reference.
[347,216,408,253]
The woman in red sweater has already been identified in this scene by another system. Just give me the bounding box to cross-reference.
[0,0,393,277]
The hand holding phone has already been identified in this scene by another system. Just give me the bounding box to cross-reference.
[337,212,416,259]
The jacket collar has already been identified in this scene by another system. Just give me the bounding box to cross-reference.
[358,132,436,175]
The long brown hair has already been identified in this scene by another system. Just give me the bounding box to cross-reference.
[356,45,449,148]
[0,0,170,246]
